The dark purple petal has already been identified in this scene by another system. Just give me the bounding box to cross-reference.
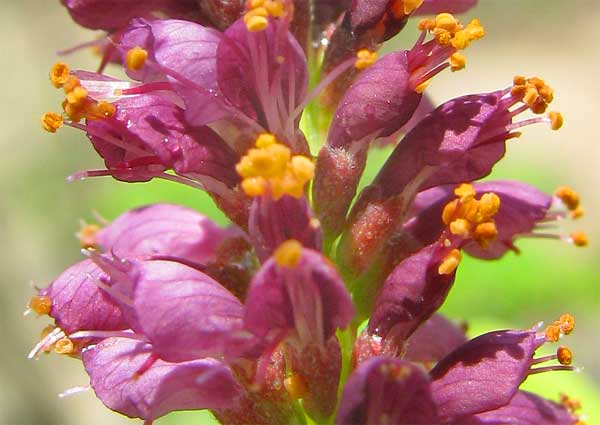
[248,195,322,262]
[217,17,308,142]
[336,357,439,425]
[405,181,553,259]
[82,337,241,421]
[459,391,577,425]
[403,314,467,366]
[244,247,354,347]
[430,329,542,422]
[415,0,478,15]
[98,203,241,262]
[40,259,127,334]
[131,260,245,362]
[368,242,457,342]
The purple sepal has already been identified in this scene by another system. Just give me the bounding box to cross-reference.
[405,181,552,259]
[248,195,322,262]
[98,203,241,262]
[430,329,542,422]
[82,337,241,421]
[368,242,457,343]
[328,51,421,149]
[130,259,245,362]
[40,259,127,334]
[336,357,439,425]
[404,314,467,366]
[415,0,478,15]
[459,391,577,425]
[244,249,354,348]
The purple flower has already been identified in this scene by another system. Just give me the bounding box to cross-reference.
[33,2,591,424]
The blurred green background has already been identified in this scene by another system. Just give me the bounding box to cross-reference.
[2,1,598,424]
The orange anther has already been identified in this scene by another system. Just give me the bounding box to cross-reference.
[29,295,52,315]
[557,346,573,365]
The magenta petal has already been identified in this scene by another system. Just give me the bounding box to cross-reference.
[98,204,241,262]
[368,241,457,342]
[41,259,127,334]
[336,357,439,425]
[403,314,467,366]
[248,195,322,262]
[460,391,577,425]
[430,329,542,422]
[244,249,354,347]
[327,51,421,149]
[82,337,241,421]
[132,260,245,362]
[415,0,478,15]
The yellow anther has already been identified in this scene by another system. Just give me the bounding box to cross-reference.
[97,102,116,118]
[28,295,52,315]
[454,183,475,200]
[245,15,269,31]
[557,346,573,365]
[560,393,582,412]
[78,223,101,249]
[545,324,561,342]
[435,13,459,32]
[63,75,81,94]
[554,313,575,335]
[274,239,303,268]
[414,79,431,94]
[438,248,461,275]
[249,0,264,7]
[548,111,563,130]
[449,52,466,71]
[513,75,527,86]
[555,186,580,210]
[355,49,378,70]
[284,374,308,399]
[50,62,70,88]
[473,221,498,248]
[237,134,314,199]
[570,206,584,219]
[241,176,268,197]
[264,0,284,17]
[449,218,471,237]
[54,337,75,355]
[125,46,148,71]
[571,231,588,247]
[442,200,458,225]
[523,87,539,106]
[256,132,277,148]
[66,86,88,105]
[478,192,501,221]
[451,19,485,49]
[418,18,436,31]
[512,76,555,113]
[41,112,63,133]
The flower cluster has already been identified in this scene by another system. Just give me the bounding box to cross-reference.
[31,0,589,424]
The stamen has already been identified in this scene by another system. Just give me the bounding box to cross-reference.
[557,346,573,365]
[236,133,314,199]
[274,239,303,268]
[570,206,584,219]
[560,393,582,412]
[77,223,101,249]
[284,374,308,399]
[555,186,580,210]
[28,327,65,359]
[570,231,588,247]
[49,62,70,88]
[355,49,378,70]
[545,313,575,341]
[243,0,285,32]
[28,295,52,315]
[54,337,75,355]
[125,47,148,71]
[449,52,466,71]
[438,248,461,275]
[510,75,555,114]
[41,112,63,133]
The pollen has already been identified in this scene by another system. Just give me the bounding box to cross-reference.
[449,52,466,71]
[41,112,63,133]
[546,313,575,341]
[555,186,580,210]
[473,221,498,248]
[557,346,573,365]
[49,62,70,88]
[28,295,52,315]
[236,133,314,199]
[125,46,148,71]
[244,0,284,31]
[54,337,75,355]
[422,14,484,52]
[560,393,582,412]
[78,223,101,249]
[284,374,307,399]
[511,75,555,114]
[274,239,303,268]
[454,183,476,200]
[571,231,588,247]
[545,324,561,342]
[438,248,461,275]
[449,218,471,237]
[570,206,584,219]
[549,111,563,130]
[66,86,88,106]
[355,49,378,70]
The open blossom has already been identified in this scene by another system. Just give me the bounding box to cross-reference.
[31,0,591,424]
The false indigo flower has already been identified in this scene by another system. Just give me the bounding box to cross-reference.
[32,1,589,424]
